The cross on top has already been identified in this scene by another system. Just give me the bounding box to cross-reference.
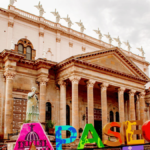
[29,124,35,131]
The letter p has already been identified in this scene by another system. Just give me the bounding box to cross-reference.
[55,125,77,150]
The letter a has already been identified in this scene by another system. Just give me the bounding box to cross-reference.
[77,124,104,149]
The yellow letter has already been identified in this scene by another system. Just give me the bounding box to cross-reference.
[125,120,145,145]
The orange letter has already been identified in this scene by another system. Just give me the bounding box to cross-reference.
[103,122,123,146]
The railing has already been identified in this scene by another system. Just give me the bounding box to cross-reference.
[14,8,39,21]
[44,19,55,27]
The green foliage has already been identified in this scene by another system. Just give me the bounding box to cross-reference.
[23,120,31,123]
[46,120,55,129]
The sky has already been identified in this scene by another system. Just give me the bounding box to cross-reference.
[0,0,150,63]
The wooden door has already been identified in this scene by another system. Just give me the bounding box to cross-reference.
[13,98,27,132]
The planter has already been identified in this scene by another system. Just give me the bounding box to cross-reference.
[49,128,55,135]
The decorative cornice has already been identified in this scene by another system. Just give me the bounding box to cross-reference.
[4,70,16,79]
[57,58,148,83]
[39,32,44,37]
[69,42,73,47]
[13,88,31,93]
[74,48,149,81]
[8,21,14,27]
[56,37,61,43]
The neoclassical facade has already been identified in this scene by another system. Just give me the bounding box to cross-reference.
[0,4,150,143]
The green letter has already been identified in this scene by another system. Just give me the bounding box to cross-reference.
[77,124,104,149]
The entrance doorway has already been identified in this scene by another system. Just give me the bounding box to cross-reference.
[94,120,102,140]
[86,108,102,139]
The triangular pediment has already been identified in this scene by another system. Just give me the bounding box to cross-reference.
[74,48,149,81]
[83,54,134,75]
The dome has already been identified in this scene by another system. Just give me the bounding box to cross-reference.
[25,124,39,141]
[25,131,39,141]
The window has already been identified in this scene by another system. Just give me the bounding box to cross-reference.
[16,38,35,60]
[18,44,23,54]
[26,46,32,60]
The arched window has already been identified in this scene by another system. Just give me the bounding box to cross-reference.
[26,46,32,60]
[46,102,51,121]
[116,112,120,132]
[16,38,36,60]
[110,111,114,131]
[18,44,24,54]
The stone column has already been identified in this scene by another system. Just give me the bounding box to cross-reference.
[129,90,136,139]
[37,77,49,123]
[4,71,16,139]
[118,87,125,143]
[135,97,140,120]
[58,80,66,138]
[58,81,66,126]
[118,87,125,123]
[101,82,109,141]
[129,90,136,121]
[139,92,145,124]
[55,86,60,125]
[69,76,81,136]
[87,80,95,126]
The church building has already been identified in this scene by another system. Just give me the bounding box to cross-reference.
[0,2,150,145]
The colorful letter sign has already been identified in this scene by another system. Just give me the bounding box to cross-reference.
[142,120,150,142]
[103,122,123,146]
[77,124,104,149]
[14,123,54,150]
[55,125,77,150]
[125,121,145,145]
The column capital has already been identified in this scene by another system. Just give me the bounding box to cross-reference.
[69,76,81,84]
[4,70,16,79]
[118,87,125,93]
[144,107,148,112]
[139,91,145,98]
[58,80,66,86]
[37,77,49,85]
[100,82,109,89]
[129,89,136,95]
[86,79,96,87]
